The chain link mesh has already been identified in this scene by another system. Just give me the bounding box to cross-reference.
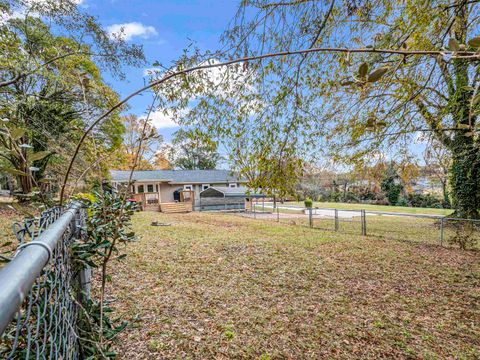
[0,205,87,359]
[243,203,480,249]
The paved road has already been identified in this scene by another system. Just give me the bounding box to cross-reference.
[254,203,444,219]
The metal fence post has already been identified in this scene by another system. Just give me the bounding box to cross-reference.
[72,206,91,303]
[440,217,445,246]
[309,207,313,228]
[79,267,92,301]
[361,210,366,236]
[334,209,339,231]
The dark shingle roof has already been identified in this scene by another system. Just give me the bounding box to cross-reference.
[109,169,244,184]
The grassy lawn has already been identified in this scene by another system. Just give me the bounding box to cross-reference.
[109,211,480,359]
[284,201,453,216]
[267,213,480,249]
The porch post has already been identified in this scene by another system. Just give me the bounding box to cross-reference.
[157,182,162,211]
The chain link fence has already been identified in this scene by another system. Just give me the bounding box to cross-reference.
[242,202,480,249]
[0,203,89,359]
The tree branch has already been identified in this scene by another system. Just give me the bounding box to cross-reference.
[59,44,478,203]
[414,98,453,148]
[0,51,101,88]
[257,0,316,8]
[442,0,480,11]
[435,56,456,98]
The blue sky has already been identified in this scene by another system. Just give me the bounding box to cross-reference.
[81,0,239,143]
[77,0,427,165]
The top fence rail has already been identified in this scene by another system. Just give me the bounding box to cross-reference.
[0,202,88,359]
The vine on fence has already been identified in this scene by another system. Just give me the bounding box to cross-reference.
[448,220,479,250]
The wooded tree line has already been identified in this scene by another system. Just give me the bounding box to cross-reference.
[0,0,145,201]
[296,159,450,208]
[113,124,222,171]
[0,0,222,202]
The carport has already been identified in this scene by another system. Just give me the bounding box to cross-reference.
[198,187,264,211]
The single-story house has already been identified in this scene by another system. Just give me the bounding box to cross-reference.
[109,169,248,212]
[199,186,265,211]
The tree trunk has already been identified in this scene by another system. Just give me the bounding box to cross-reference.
[440,179,449,207]
[447,2,480,219]
[449,135,480,218]
[18,157,33,196]
[19,174,33,195]
[6,175,14,194]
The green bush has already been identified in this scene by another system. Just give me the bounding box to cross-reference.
[72,189,137,358]
[343,191,360,203]
[72,192,97,203]
[381,165,404,205]
[397,197,408,207]
[304,198,313,208]
[407,193,446,208]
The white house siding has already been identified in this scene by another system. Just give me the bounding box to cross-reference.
[166,183,233,208]
[194,184,202,204]
[159,184,179,203]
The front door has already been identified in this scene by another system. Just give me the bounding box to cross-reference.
[173,189,181,202]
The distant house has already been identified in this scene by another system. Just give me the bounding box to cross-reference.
[109,169,248,212]
[411,176,444,195]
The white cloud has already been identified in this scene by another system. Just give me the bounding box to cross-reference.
[107,22,158,41]
[414,131,428,144]
[0,7,37,24]
[147,59,255,91]
[147,59,259,114]
[194,59,256,93]
[155,142,173,155]
[140,59,261,127]
[145,109,186,129]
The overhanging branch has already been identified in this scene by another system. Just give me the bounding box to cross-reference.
[0,51,105,88]
[414,98,453,148]
[59,44,480,203]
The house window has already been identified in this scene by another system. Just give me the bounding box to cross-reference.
[147,184,154,193]
[202,184,210,191]
[229,183,237,188]
[138,185,144,193]
[184,185,193,191]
